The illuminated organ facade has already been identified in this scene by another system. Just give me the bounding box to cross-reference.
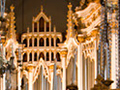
[0,0,120,90]
[21,6,63,90]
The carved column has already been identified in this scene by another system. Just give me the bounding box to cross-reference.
[18,48,22,90]
[3,74,5,90]
[27,38,30,48]
[49,51,51,61]
[60,48,67,90]
[44,37,46,47]
[32,37,34,47]
[49,65,54,90]
[37,51,39,61]
[37,37,39,47]
[18,67,21,90]
[49,36,51,47]
[44,51,46,61]
[27,66,33,90]
[27,52,29,62]
[1,77,3,90]
[54,36,56,47]
[54,51,56,60]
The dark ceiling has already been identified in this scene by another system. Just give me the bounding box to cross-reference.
[6,0,80,34]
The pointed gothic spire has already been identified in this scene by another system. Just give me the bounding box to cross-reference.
[7,5,16,40]
[53,25,56,32]
[66,2,76,39]
[27,27,29,33]
[41,5,43,12]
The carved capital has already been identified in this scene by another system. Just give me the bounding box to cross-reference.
[60,48,68,58]
[27,66,34,72]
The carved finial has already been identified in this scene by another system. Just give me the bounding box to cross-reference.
[33,17,35,20]
[27,27,29,33]
[49,16,51,20]
[68,2,72,9]
[10,4,15,12]
[41,5,43,12]
[54,25,56,32]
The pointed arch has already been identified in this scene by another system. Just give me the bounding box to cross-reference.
[39,52,44,60]
[34,38,37,46]
[46,38,49,46]
[29,53,32,61]
[56,38,60,46]
[51,52,54,61]
[34,22,37,32]
[29,38,32,47]
[23,38,27,47]
[46,52,49,61]
[39,17,44,32]
[56,52,61,61]
[46,22,49,32]
[21,75,28,90]
[34,52,37,61]
[23,53,27,62]
[39,38,44,46]
[33,66,44,90]
[51,38,54,46]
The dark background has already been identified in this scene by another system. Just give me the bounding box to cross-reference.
[6,0,80,34]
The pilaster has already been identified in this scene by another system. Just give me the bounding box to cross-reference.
[18,67,21,90]
[60,48,68,90]
[27,66,34,90]
[3,74,5,90]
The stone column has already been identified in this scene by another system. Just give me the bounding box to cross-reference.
[49,36,51,47]
[49,51,51,61]
[60,48,67,90]
[27,52,29,62]
[44,52,46,61]
[49,65,54,90]
[18,67,21,90]
[94,40,97,84]
[32,51,34,62]
[37,37,39,47]
[27,66,33,90]
[54,36,56,47]
[18,48,22,90]
[37,51,39,61]
[3,47,5,59]
[3,74,5,90]
[54,51,56,60]
[27,38,30,47]
[32,37,34,47]
[1,77,3,90]
[44,37,46,47]
[49,16,51,32]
